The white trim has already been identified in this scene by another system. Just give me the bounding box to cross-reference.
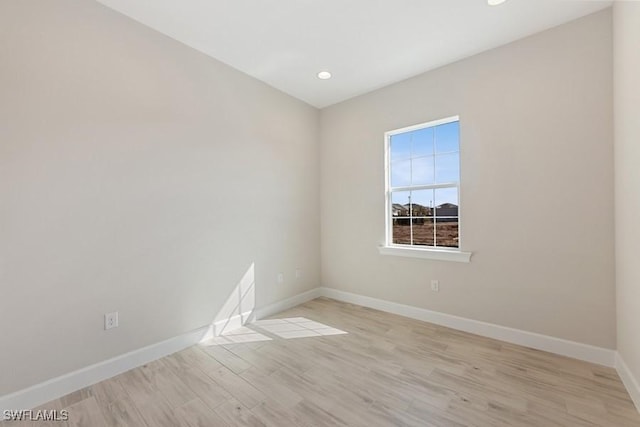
[252,287,323,320]
[616,352,640,413]
[391,182,459,192]
[200,288,323,341]
[199,311,254,341]
[386,115,460,136]
[2,286,625,414]
[0,287,322,412]
[0,325,209,413]
[318,287,615,367]
[384,115,464,251]
[216,313,251,335]
[379,245,472,263]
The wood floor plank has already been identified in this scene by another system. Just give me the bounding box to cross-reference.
[95,396,147,427]
[21,297,640,427]
[126,390,185,427]
[239,366,304,408]
[59,387,94,410]
[176,366,233,411]
[66,396,107,427]
[91,378,129,407]
[213,399,267,427]
[249,398,313,427]
[200,345,252,374]
[205,365,266,409]
[173,399,230,427]
[148,363,197,409]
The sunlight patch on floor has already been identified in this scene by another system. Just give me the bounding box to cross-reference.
[252,317,347,339]
[201,326,272,345]
[202,317,348,346]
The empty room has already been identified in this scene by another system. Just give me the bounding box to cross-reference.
[1,0,639,426]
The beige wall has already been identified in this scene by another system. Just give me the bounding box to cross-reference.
[0,0,320,395]
[614,1,640,385]
[320,10,615,348]
[0,0,622,399]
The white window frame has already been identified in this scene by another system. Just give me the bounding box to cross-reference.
[379,115,472,263]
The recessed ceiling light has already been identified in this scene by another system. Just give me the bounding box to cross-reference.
[317,71,332,80]
[488,0,507,5]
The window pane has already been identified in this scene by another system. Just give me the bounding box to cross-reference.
[435,121,459,153]
[387,118,462,249]
[435,152,460,183]
[435,217,459,248]
[410,127,434,157]
[412,217,435,246]
[391,191,411,217]
[411,156,434,186]
[390,159,411,187]
[435,187,458,217]
[392,218,412,245]
[390,133,411,161]
[391,191,411,244]
[391,191,411,245]
[410,189,434,216]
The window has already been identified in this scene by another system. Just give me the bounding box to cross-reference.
[382,116,469,261]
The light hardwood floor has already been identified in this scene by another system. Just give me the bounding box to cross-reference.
[4,297,640,426]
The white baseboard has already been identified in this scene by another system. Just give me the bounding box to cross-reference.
[215,313,250,336]
[0,287,322,412]
[0,285,622,414]
[207,288,323,338]
[616,352,640,412]
[319,287,616,367]
[0,325,209,413]
[200,311,254,341]
[252,287,323,320]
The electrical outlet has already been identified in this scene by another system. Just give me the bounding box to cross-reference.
[295,269,302,279]
[430,280,440,292]
[277,272,284,284]
[105,312,119,330]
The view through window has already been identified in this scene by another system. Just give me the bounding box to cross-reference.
[386,116,460,248]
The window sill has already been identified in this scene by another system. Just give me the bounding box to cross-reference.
[378,245,472,263]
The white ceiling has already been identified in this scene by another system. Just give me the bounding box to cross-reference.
[96,0,612,108]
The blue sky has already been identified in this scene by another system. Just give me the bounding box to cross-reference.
[390,121,459,210]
